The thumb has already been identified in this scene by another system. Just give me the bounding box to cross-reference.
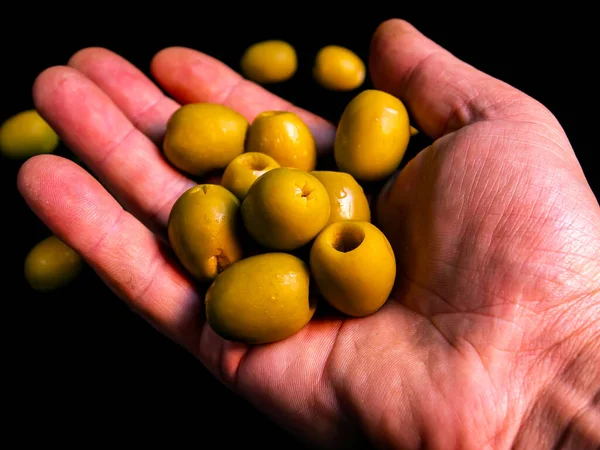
[369,19,556,138]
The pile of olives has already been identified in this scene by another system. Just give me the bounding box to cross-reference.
[1,40,417,346]
[164,88,413,344]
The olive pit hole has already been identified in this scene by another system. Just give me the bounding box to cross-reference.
[247,159,269,171]
[295,182,312,199]
[330,224,365,253]
[208,249,230,276]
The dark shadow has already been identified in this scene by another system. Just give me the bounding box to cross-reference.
[195,168,224,186]
[287,239,314,264]
[314,149,337,172]
[309,280,347,323]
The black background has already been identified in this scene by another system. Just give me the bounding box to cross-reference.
[2,8,595,447]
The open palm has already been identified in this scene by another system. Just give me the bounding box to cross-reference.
[18,20,600,449]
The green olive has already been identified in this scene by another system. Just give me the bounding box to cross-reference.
[205,252,315,344]
[245,110,317,172]
[0,110,59,159]
[310,170,371,225]
[221,152,280,200]
[168,184,244,282]
[241,167,330,250]
[310,220,396,317]
[240,40,297,84]
[24,235,82,291]
[313,45,365,91]
[334,89,411,182]
[163,103,248,177]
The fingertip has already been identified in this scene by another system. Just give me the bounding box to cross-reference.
[369,20,399,94]
[151,46,189,63]
[369,19,427,96]
[372,18,416,40]
[68,46,112,68]
[32,66,81,116]
[16,154,40,197]
[150,47,171,72]
[32,66,61,108]
[149,47,177,81]
[18,152,50,181]
[17,154,111,233]
[150,47,193,98]
[150,46,201,78]
[151,46,236,104]
[370,18,418,61]
[17,154,68,205]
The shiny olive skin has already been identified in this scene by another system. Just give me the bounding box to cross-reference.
[241,167,330,250]
[168,184,243,282]
[0,110,59,159]
[163,103,248,177]
[310,170,371,225]
[334,89,411,182]
[24,235,82,291]
[240,40,297,84]
[309,220,396,317]
[205,252,315,344]
[221,152,280,200]
[245,111,317,172]
[313,45,365,91]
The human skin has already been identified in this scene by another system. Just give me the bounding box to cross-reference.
[16,19,599,449]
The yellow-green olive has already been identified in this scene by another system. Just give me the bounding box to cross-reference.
[168,184,243,282]
[245,111,317,171]
[0,110,59,159]
[221,152,280,200]
[241,167,330,250]
[163,103,248,177]
[205,252,315,344]
[313,45,365,91]
[310,171,370,225]
[24,235,82,291]
[309,220,396,317]
[334,89,411,182]
[240,40,297,84]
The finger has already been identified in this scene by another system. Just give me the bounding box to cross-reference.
[150,47,336,153]
[68,47,180,145]
[369,19,553,138]
[33,66,195,234]
[17,155,202,352]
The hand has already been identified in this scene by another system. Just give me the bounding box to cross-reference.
[18,19,600,449]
